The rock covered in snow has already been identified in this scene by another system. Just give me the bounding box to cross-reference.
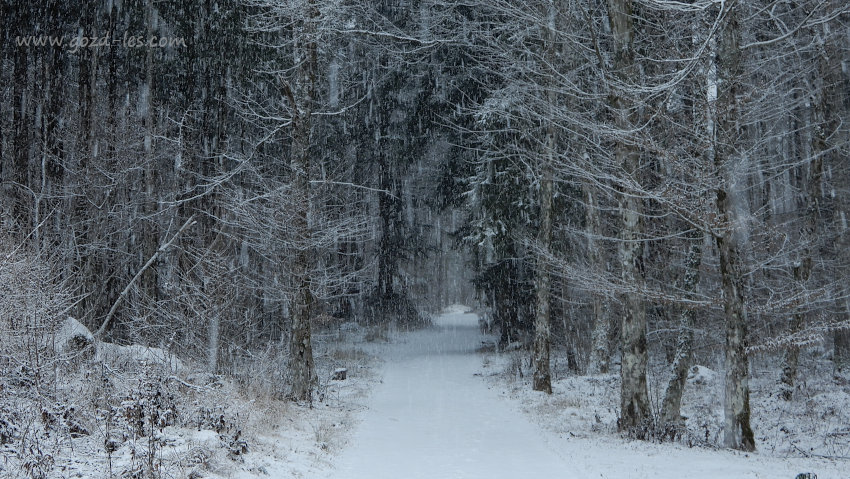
[687,365,717,385]
[54,317,183,371]
[54,316,95,355]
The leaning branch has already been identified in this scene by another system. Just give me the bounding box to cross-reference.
[93,215,197,338]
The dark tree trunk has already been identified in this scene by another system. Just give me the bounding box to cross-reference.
[140,0,160,305]
[586,185,609,374]
[714,2,754,451]
[533,158,553,394]
[11,5,31,231]
[287,0,320,402]
[836,325,850,377]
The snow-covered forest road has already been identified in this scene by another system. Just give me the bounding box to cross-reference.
[325,308,843,479]
[328,309,572,478]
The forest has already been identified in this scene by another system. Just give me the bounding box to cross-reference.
[2,0,850,476]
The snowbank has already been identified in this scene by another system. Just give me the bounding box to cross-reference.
[97,342,184,372]
[54,316,183,371]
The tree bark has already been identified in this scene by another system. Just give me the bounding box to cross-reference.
[140,0,160,305]
[778,253,814,400]
[605,0,650,433]
[660,231,703,428]
[533,0,559,395]
[778,40,828,399]
[716,219,755,451]
[11,4,31,231]
[836,311,850,377]
[533,151,554,394]
[586,185,609,374]
[287,0,320,402]
[375,147,401,320]
[714,0,755,451]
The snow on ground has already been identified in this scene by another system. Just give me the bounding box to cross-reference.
[219,334,382,479]
[16,309,848,478]
[483,350,850,477]
[326,311,575,479]
[1,320,382,479]
[328,309,849,479]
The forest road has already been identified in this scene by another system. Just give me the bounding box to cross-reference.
[324,308,845,479]
[326,309,573,479]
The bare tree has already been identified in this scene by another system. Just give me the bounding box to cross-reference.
[604,0,651,433]
[712,0,755,451]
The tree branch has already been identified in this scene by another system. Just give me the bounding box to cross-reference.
[94,215,197,338]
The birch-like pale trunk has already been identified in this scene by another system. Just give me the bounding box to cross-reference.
[288,0,319,402]
[714,0,755,451]
[606,0,650,432]
[208,307,220,373]
[660,25,714,426]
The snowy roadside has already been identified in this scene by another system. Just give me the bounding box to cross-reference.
[221,337,381,479]
[477,347,850,478]
[0,320,384,479]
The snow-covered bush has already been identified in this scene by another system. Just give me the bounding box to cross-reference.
[0,244,71,383]
[0,244,74,478]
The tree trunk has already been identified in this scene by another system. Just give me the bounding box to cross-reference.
[11,6,31,231]
[778,258,814,400]
[287,0,320,402]
[533,0,559,395]
[586,185,609,374]
[208,312,220,373]
[716,220,755,451]
[376,148,400,320]
[714,1,755,451]
[606,0,650,433]
[140,0,160,305]
[533,153,554,394]
[660,232,703,428]
[779,42,827,399]
[836,312,850,377]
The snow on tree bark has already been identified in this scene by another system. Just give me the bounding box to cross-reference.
[532,0,559,395]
